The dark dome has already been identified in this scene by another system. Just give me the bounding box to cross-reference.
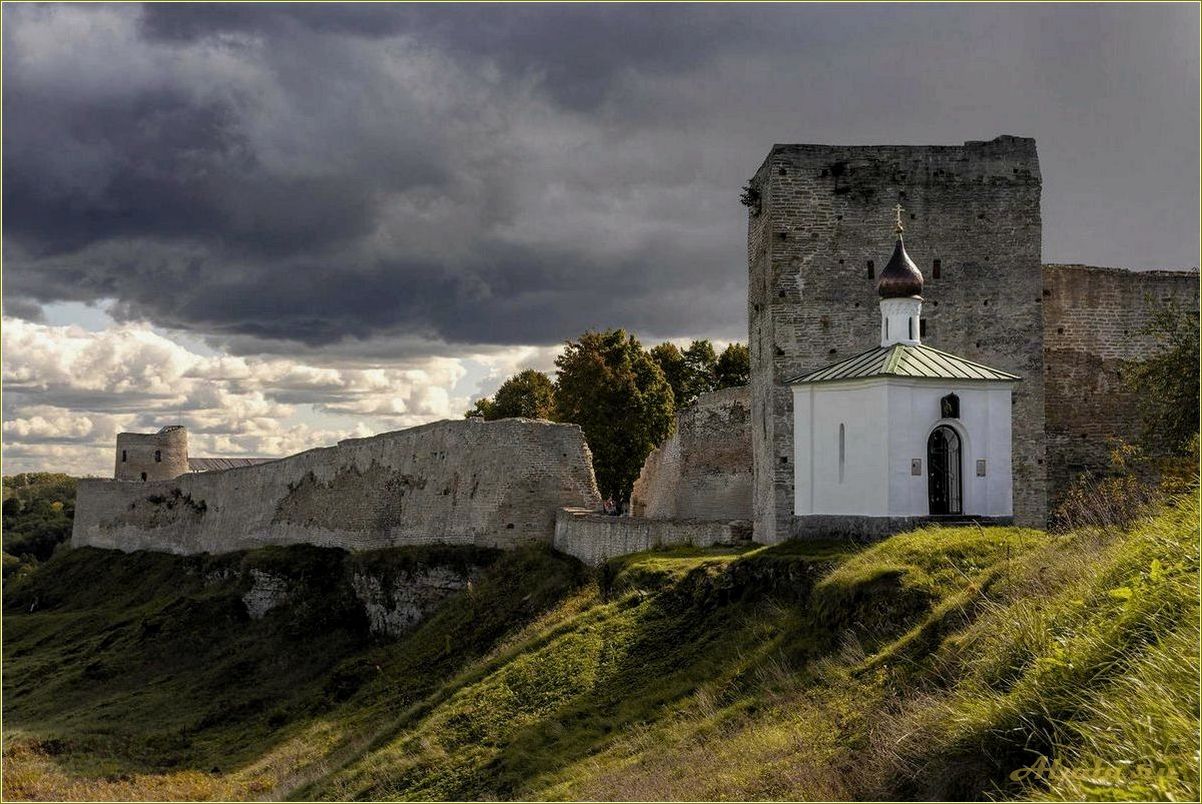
[877,237,924,298]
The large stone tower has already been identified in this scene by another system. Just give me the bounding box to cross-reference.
[747,136,1046,541]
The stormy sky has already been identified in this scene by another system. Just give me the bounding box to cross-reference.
[3,2,1198,474]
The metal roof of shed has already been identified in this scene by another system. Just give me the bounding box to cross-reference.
[788,343,1021,385]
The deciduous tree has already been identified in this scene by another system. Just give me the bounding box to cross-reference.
[1126,301,1200,453]
[651,339,725,406]
[555,330,675,500]
[681,340,718,402]
[466,369,556,421]
[650,342,688,406]
[715,343,750,388]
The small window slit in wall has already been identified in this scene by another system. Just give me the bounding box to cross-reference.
[920,319,928,337]
[121,450,127,463]
[867,260,875,279]
[155,450,162,463]
[932,259,941,279]
[838,423,845,483]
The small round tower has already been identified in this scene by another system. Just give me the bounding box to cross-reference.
[115,426,189,482]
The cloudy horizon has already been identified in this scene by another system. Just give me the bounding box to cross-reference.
[3,2,1198,475]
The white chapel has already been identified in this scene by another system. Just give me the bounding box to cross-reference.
[789,207,1020,535]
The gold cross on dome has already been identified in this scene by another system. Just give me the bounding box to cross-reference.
[893,203,905,234]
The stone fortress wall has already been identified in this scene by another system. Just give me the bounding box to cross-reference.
[748,136,1047,541]
[71,134,1198,563]
[1042,264,1200,494]
[73,418,602,555]
[629,386,753,521]
[115,426,189,482]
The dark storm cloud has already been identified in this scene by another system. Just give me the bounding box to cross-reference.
[3,2,1198,359]
[3,2,751,353]
[1,297,44,322]
[137,3,774,109]
[138,2,416,41]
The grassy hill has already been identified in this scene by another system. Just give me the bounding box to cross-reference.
[3,495,1197,801]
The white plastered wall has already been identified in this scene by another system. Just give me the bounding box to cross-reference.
[793,381,890,516]
[793,377,1015,518]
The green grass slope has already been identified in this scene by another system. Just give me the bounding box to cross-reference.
[3,495,1198,801]
[2,543,586,800]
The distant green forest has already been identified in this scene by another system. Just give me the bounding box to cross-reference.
[3,473,77,572]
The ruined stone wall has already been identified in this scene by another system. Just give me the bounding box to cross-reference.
[553,508,749,567]
[73,418,601,555]
[630,434,680,518]
[749,136,1046,540]
[1043,264,1200,500]
[630,386,752,520]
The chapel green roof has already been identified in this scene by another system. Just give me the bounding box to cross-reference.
[788,343,1021,385]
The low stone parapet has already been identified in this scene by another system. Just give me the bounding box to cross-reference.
[552,508,751,566]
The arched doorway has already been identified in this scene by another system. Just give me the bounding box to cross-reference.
[927,426,962,515]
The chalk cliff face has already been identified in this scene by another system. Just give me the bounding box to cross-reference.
[73,418,601,555]
[350,565,480,637]
[239,559,485,637]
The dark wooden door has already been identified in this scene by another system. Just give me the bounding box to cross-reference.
[927,426,962,515]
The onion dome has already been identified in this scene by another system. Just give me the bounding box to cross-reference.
[876,205,924,299]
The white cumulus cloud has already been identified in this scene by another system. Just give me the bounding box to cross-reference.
[0,315,539,475]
